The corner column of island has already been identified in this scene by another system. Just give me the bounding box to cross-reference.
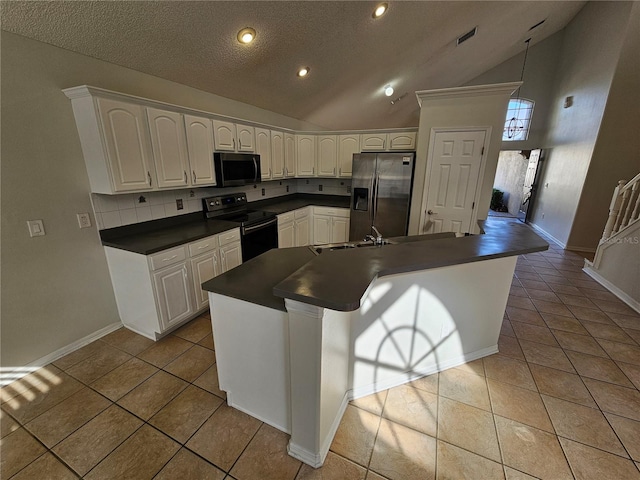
[202,219,548,468]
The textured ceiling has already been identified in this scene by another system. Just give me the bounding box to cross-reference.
[1,1,585,130]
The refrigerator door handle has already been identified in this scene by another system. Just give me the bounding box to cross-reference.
[371,173,377,226]
[373,173,380,223]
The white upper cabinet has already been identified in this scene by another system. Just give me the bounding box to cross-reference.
[255,127,272,180]
[212,120,255,152]
[184,114,217,186]
[338,134,359,178]
[146,107,190,189]
[236,124,256,152]
[212,120,236,151]
[296,134,316,176]
[271,130,285,179]
[317,135,338,177]
[361,133,387,151]
[96,97,155,192]
[389,131,416,150]
[284,133,296,177]
[361,131,416,151]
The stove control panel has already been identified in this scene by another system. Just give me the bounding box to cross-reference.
[203,193,247,215]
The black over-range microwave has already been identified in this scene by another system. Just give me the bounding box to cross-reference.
[214,152,261,187]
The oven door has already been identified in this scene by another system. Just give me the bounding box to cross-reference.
[241,217,278,261]
[214,152,261,187]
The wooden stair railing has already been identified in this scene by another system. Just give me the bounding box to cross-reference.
[601,172,640,243]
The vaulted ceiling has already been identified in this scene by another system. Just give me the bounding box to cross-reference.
[1,1,585,130]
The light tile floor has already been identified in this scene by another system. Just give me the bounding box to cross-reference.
[2,233,640,479]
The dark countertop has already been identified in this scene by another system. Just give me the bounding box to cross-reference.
[99,194,350,255]
[202,218,548,312]
[202,247,317,312]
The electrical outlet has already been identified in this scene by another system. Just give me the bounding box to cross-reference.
[189,190,195,198]
[27,220,45,237]
[319,185,323,192]
[138,195,146,203]
[542,213,545,219]
[306,180,309,184]
[77,213,92,229]
[261,188,265,196]
[176,199,184,210]
[286,185,290,192]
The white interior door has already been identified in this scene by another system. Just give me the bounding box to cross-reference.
[423,130,486,234]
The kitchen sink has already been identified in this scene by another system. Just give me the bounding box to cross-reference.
[309,239,397,255]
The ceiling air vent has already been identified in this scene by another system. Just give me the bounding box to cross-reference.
[529,19,546,31]
[457,27,477,46]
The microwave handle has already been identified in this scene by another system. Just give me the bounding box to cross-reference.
[253,156,258,183]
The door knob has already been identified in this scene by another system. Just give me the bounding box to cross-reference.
[427,210,437,215]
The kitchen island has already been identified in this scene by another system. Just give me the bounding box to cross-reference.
[202,218,548,467]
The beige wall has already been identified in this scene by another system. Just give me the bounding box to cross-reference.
[408,85,517,234]
[568,2,640,250]
[465,32,564,151]
[528,2,632,247]
[0,32,321,367]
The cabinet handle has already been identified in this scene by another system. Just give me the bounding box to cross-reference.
[148,171,152,186]
[284,167,288,176]
[233,138,236,150]
[312,166,315,175]
[192,170,196,183]
[383,139,386,149]
[162,255,178,261]
[333,167,336,176]
[269,167,272,177]
[197,244,210,249]
[184,170,187,183]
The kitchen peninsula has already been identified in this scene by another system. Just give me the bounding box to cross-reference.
[202,218,548,467]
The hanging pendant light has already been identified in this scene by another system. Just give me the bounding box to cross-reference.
[507,38,531,140]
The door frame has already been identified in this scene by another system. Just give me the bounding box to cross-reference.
[419,127,491,234]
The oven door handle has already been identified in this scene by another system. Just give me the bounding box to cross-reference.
[242,217,277,235]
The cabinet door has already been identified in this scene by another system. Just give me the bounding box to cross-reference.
[331,217,350,244]
[284,133,296,177]
[295,216,310,246]
[255,128,272,180]
[147,108,190,189]
[313,215,331,245]
[212,120,236,151]
[278,221,295,248]
[270,130,285,179]
[296,135,316,176]
[220,242,242,272]
[236,124,255,152]
[152,263,194,331]
[317,135,338,177]
[190,251,219,311]
[184,114,216,186]
[97,97,155,192]
[338,134,359,177]
[361,133,388,151]
[388,132,416,150]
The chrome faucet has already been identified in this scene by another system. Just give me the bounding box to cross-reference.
[371,226,384,245]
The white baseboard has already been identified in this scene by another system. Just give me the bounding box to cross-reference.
[349,345,498,401]
[1,322,123,386]
[226,391,291,435]
[527,222,566,248]
[565,245,597,254]
[583,266,640,314]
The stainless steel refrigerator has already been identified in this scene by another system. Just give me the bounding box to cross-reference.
[349,151,416,241]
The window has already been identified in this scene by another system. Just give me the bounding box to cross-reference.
[503,98,534,141]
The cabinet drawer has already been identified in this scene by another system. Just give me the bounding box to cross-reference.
[294,207,309,219]
[148,246,187,271]
[218,228,241,246]
[188,235,218,257]
[313,206,350,218]
[278,212,295,224]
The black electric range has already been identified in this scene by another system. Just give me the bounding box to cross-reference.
[203,193,278,261]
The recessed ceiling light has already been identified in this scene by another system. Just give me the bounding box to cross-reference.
[373,3,388,18]
[384,85,394,97]
[237,27,256,44]
[297,67,310,78]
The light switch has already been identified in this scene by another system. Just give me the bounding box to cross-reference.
[27,220,45,237]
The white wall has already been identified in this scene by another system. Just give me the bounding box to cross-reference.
[465,32,564,151]
[528,2,632,247]
[568,2,640,250]
[0,31,322,367]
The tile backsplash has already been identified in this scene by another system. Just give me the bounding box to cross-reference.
[91,178,350,230]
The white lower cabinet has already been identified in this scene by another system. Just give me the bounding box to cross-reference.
[104,228,241,339]
[313,207,350,245]
[278,208,311,248]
